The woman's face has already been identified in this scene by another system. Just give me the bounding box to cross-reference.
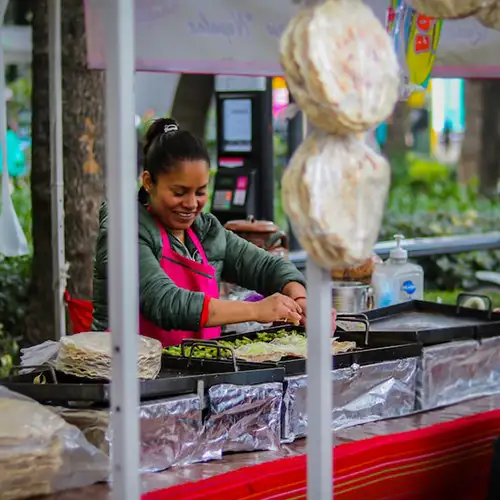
[143,160,210,231]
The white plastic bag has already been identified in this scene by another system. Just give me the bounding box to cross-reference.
[0,386,109,499]
[407,0,493,18]
[0,19,28,257]
[280,0,399,134]
[282,130,391,270]
[0,167,29,256]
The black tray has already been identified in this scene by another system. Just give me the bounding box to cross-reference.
[214,320,421,376]
[364,293,500,345]
[0,355,285,405]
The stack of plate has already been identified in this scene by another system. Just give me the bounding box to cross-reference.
[54,331,162,380]
[0,398,65,499]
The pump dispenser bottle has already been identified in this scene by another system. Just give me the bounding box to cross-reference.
[372,234,424,308]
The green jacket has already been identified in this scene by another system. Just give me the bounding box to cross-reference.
[92,201,305,332]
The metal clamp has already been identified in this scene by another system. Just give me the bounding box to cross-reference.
[9,363,59,384]
[335,314,370,345]
[456,292,493,318]
[180,339,239,372]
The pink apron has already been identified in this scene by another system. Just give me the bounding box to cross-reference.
[139,222,221,347]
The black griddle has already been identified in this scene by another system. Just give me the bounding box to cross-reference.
[0,355,284,406]
[218,319,421,376]
[364,294,500,345]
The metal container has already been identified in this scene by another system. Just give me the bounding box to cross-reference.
[332,281,373,314]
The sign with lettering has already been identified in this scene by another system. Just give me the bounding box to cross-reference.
[84,0,500,78]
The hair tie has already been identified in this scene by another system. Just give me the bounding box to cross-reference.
[164,123,178,134]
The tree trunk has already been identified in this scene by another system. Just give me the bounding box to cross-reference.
[61,0,105,300]
[479,79,500,195]
[26,0,54,344]
[26,0,105,344]
[171,74,214,137]
[385,101,408,158]
[459,79,482,184]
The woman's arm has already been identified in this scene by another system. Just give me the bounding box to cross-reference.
[221,228,306,296]
[205,294,302,327]
[140,236,302,329]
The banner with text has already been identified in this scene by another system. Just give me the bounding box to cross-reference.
[84,0,500,78]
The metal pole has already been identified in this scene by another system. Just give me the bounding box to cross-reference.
[104,1,140,499]
[306,257,333,500]
[260,77,274,221]
[0,0,8,197]
[285,92,302,251]
[48,0,66,339]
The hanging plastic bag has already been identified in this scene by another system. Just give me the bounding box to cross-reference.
[386,0,417,99]
[280,0,400,134]
[0,19,28,257]
[0,164,29,256]
[282,131,391,270]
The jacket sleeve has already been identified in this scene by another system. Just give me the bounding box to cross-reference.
[139,231,205,332]
[221,228,306,296]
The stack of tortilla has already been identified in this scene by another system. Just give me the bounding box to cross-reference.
[54,331,162,380]
[234,334,356,363]
[408,0,492,18]
[281,130,391,269]
[280,0,399,134]
[0,398,65,499]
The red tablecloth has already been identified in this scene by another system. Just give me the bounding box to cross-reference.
[143,408,500,500]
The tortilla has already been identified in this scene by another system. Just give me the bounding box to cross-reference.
[408,0,492,18]
[54,331,162,380]
[282,131,391,270]
[281,0,399,134]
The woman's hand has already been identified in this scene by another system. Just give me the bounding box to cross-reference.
[295,297,337,332]
[252,293,302,324]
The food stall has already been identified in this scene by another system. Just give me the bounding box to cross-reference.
[2,0,500,499]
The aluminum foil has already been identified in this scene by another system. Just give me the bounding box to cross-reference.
[57,394,219,473]
[204,382,283,453]
[282,358,418,442]
[417,337,500,410]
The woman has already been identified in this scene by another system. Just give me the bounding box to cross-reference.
[92,118,329,346]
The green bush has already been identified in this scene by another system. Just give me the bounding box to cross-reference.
[0,181,32,372]
[382,152,500,291]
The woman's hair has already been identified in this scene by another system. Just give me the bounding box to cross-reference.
[143,117,210,182]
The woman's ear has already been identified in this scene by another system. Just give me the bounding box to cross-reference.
[142,171,153,193]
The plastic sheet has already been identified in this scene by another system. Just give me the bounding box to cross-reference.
[407,0,492,18]
[282,131,391,270]
[204,383,283,453]
[280,0,399,134]
[56,394,219,473]
[416,338,500,410]
[223,286,271,335]
[282,358,418,442]
[0,386,108,500]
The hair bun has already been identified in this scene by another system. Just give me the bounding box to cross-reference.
[143,117,179,157]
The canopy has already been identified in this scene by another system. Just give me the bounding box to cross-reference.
[85,0,500,78]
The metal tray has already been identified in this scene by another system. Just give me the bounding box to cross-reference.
[215,319,421,376]
[364,293,500,345]
[0,355,285,405]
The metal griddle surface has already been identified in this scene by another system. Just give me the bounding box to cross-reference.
[369,311,488,332]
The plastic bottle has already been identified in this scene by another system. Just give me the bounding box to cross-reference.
[372,234,424,308]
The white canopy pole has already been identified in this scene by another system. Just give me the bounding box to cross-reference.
[104,1,140,499]
[306,259,334,499]
[48,0,66,340]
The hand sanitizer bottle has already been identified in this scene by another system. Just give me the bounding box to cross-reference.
[372,234,424,308]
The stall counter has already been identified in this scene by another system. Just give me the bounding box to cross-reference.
[41,394,500,500]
